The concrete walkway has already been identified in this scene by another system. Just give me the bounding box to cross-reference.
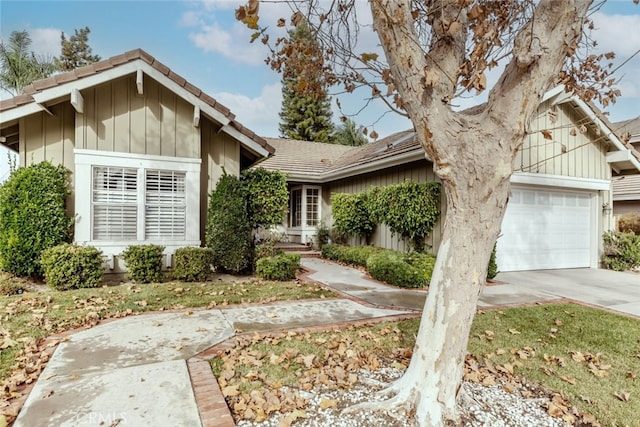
[13,258,640,426]
[14,299,408,427]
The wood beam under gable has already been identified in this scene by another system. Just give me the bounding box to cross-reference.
[136,69,144,95]
[193,105,200,128]
[70,88,84,113]
[36,103,54,116]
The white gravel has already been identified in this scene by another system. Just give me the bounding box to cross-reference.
[236,367,569,427]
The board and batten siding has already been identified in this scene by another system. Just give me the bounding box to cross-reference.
[515,100,611,180]
[326,160,445,253]
[199,119,241,243]
[75,75,200,159]
[19,102,76,215]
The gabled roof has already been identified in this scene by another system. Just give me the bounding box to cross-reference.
[0,49,274,157]
[262,86,640,183]
[541,86,640,173]
[258,130,426,182]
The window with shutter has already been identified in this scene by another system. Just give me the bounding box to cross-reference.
[92,167,138,240]
[145,170,186,239]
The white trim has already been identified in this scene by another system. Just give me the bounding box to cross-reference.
[74,148,201,253]
[327,150,426,181]
[613,194,640,201]
[193,105,200,128]
[136,69,144,95]
[0,103,45,123]
[219,124,270,158]
[75,148,201,168]
[510,172,610,191]
[70,89,84,113]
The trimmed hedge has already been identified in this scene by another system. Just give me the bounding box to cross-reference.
[602,231,640,271]
[321,244,382,267]
[206,174,252,273]
[122,244,164,283]
[0,161,73,278]
[366,251,435,288]
[173,247,214,282]
[256,254,301,281]
[331,192,375,240]
[41,244,103,290]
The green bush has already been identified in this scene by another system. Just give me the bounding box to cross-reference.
[331,192,375,240]
[41,244,103,290]
[366,251,432,288]
[487,243,498,280]
[320,244,382,267]
[618,214,640,235]
[122,244,164,283]
[173,247,214,282]
[369,181,441,251]
[256,254,300,281]
[242,168,289,229]
[0,161,73,278]
[255,241,285,260]
[602,231,640,271]
[206,173,252,273]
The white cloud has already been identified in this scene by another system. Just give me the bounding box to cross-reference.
[214,82,282,137]
[591,12,640,57]
[30,27,61,58]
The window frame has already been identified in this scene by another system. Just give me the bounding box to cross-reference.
[75,149,201,255]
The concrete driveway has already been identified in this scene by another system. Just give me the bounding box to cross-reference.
[495,268,640,317]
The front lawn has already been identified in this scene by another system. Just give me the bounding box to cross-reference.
[0,276,335,393]
[211,303,639,426]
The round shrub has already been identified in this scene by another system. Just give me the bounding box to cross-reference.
[256,254,300,281]
[0,161,73,278]
[122,244,164,283]
[41,244,103,290]
[173,247,214,282]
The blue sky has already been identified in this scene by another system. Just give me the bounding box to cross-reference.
[0,0,639,166]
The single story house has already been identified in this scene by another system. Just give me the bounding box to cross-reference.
[612,116,640,217]
[0,49,274,271]
[258,86,640,272]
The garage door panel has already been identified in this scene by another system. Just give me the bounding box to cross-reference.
[497,188,592,272]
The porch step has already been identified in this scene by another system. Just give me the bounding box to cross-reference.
[275,242,313,252]
[287,250,321,258]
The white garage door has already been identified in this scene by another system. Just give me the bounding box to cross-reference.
[496,187,593,271]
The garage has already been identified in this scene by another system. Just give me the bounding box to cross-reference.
[496,187,593,271]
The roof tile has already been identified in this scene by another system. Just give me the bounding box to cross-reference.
[0,48,273,157]
[167,71,186,87]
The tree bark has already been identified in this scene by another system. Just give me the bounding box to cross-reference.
[363,0,593,426]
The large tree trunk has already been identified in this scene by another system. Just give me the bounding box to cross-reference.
[362,1,592,426]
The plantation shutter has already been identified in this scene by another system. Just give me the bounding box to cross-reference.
[145,170,186,239]
[92,167,138,240]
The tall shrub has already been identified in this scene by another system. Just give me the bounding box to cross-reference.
[0,161,72,277]
[369,181,441,251]
[331,192,375,241]
[206,173,252,273]
[242,168,288,229]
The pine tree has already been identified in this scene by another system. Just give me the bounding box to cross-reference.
[278,22,334,142]
[58,27,101,71]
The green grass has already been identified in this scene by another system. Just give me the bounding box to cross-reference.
[0,277,335,382]
[212,303,640,426]
[469,304,640,427]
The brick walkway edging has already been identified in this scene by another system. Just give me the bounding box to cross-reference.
[187,312,421,427]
